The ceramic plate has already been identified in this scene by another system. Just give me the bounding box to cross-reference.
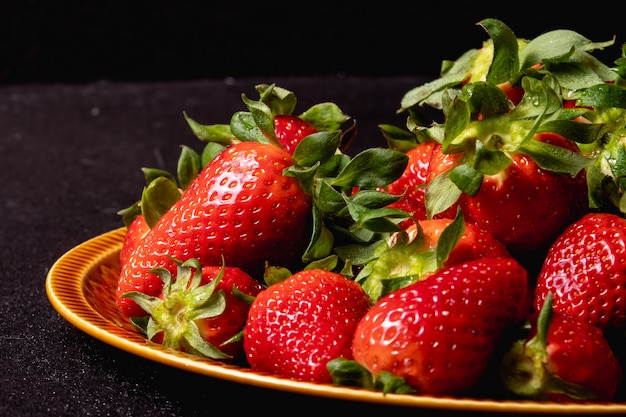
[45,228,626,414]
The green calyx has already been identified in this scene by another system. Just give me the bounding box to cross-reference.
[327,357,417,395]
[396,18,626,219]
[121,257,233,360]
[500,293,598,400]
[345,208,466,303]
[121,82,416,278]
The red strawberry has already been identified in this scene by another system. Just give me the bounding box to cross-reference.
[116,141,312,318]
[383,141,436,225]
[119,214,150,268]
[359,213,511,302]
[351,257,529,396]
[123,258,264,360]
[407,217,510,268]
[534,212,626,329]
[426,132,589,254]
[501,293,623,402]
[273,114,318,155]
[243,269,372,383]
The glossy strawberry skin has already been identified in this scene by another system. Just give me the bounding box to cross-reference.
[117,142,312,318]
[352,257,529,396]
[427,133,589,254]
[119,214,150,268]
[273,114,318,155]
[534,212,626,329]
[384,141,436,225]
[243,269,372,383]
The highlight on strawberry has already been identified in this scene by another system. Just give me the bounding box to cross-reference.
[110,17,626,405]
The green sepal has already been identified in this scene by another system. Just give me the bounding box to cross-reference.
[183,112,236,145]
[379,123,419,152]
[519,138,594,175]
[425,169,463,219]
[230,111,270,144]
[331,148,408,189]
[327,358,417,395]
[263,265,293,286]
[122,257,233,360]
[142,167,176,185]
[201,142,227,167]
[449,163,484,197]
[117,201,142,228]
[577,83,626,108]
[399,48,479,112]
[255,83,297,115]
[358,209,465,302]
[536,119,604,144]
[291,131,341,167]
[342,195,408,234]
[479,18,520,85]
[299,102,350,132]
[177,145,202,191]
[241,93,280,146]
[141,177,182,228]
[501,293,599,401]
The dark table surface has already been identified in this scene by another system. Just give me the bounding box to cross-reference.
[5,75,490,417]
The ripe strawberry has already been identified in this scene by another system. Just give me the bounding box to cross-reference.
[273,114,318,155]
[383,141,436,225]
[123,258,264,360]
[243,269,372,383]
[116,141,312,318]
[358,212,511,302]
[411,216,510,268]
[534,212,626,329]
[501,293,623,402]
[119,214,150,268]
[426,132,589,255]
[351,257,529,396]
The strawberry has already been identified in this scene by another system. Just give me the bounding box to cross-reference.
[395,19,626,256]
[355,209,511,302]
[119,214,150,268]
[123,257,264,361]
[351,257,530,396]
[426,132,590,255]
[243,269,372,383]
[184,83,350,156]
[273,114,318,155]
[116,141,312,318]
[501,293,623,402]
[534,212,626,329]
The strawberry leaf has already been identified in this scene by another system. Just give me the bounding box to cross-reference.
[577,83,626,108]
[255,83,297,115]
[519,138,594,175]
[141,177,182,228]
[177,145,202,191]
[331,148,408,188]
[479,18,519,85]
[300,102,349,131]
[291,131,341,167]
[183,112,235,145]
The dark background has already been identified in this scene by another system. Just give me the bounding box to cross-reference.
[2,1,625,85]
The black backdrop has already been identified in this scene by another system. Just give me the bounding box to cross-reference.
[2,1,625,84]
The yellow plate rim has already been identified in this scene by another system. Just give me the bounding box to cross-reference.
[45,227,626,414]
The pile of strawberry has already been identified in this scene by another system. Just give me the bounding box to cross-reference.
[114,19,626,403]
